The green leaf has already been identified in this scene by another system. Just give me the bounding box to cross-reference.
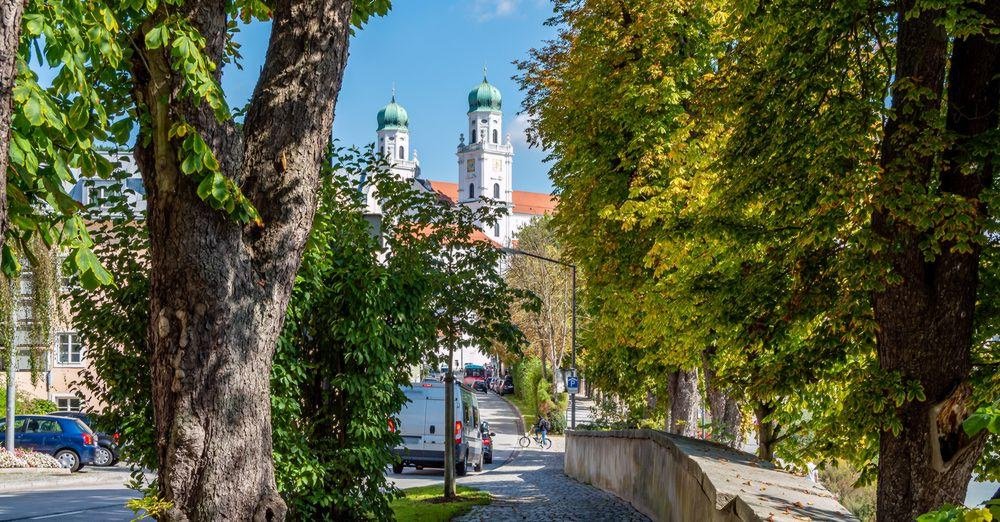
[1,244,21,276]
[24,95,44,126]
[145,25,168,50]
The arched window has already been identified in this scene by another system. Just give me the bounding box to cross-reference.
[493,183,500,199]
[399,146,405,159]
[468,183,475,198]
[380,145,384,156]
[471,130,477,143]
[494,223,500,236]
[492,129,498,144]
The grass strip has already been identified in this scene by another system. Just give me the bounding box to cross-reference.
[390,485,491,522]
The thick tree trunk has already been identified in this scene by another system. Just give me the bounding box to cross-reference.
[0,0,23,456]
[667,368,700,437]
[130,1,354,520]
[702,351,741,447]
[754,402,778,462]
[872,2,999,520]
[0,0,22,263]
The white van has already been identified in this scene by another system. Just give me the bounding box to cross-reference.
[391,381,485,476]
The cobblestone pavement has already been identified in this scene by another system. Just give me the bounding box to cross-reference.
[455,445,649,522]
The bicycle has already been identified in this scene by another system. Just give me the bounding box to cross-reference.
[518,431,553,450]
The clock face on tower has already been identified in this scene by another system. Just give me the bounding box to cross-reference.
[492,159,502,172]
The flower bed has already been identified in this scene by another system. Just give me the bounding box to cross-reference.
[0,449,62,469]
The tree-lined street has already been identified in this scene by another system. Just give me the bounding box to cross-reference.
[1,1,998,521]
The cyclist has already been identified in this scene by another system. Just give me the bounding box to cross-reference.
[533,416,552,446]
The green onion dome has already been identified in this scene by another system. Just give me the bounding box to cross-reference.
[468,76,502,113]
[377,95,409,131]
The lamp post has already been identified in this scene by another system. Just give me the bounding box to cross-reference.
[500,246,578,429]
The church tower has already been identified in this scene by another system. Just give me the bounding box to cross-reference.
[376,92,419,180]
[456,72,514,243]
[366,93,420,215]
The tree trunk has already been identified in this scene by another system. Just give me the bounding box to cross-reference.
[754,402,778,462]
[443,343,456,498]
[0,0,23,273]
[703,355,741,447]
[1,0,23,457]
[667,369,700,437]
[129,1,354,520]
[872,2,999,520]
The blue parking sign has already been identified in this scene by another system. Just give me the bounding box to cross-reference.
[567,375,579,394]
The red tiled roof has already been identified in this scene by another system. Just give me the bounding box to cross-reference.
[512,190,556,215]
[427,180,557,216]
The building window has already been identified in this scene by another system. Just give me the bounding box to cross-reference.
[494,223,500,236]
[56,332,83,365]
[380,145,384,156]
[493,183,500,199]
[471,130,477,143]
[1,348,48,372]
[399,145,405,159]
[89,184,120,207]
[468,183,475,198]
[56,397,82,412]
[492,129,498,143]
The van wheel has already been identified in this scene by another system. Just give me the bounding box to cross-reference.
[473,453,483,472]
[456,457,468,477]
[392,463,404,474]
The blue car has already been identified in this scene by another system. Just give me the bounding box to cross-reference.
[0,415,99,471]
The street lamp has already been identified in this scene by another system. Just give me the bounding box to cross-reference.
[499,246,579,429]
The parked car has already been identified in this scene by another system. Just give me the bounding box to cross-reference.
[0,415,98,472]
[473,380,489,393]
[480,421,495,464]
[391,381,485,476]
[499,376,514,396]
[49,411,120,467]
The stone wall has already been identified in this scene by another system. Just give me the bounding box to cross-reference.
[565,429,856,522]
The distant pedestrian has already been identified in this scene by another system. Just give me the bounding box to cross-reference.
[534,416,552,446]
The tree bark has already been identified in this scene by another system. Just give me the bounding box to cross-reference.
[754,402,778,462]
[0,0,22,266]
[667,368,700,437]
[872,2,999,520]
[129,1,354,520]
[444,343,457,498]
[0,0,21,455]
[703,354,742,447]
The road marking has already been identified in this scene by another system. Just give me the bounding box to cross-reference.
[1,503,130,521]
[30,511,86,519]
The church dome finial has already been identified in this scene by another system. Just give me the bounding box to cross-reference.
[468,72,502,113]
[377,89,408,131]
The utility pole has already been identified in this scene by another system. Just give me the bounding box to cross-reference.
[570,264,576,429]
[5,345,14,452]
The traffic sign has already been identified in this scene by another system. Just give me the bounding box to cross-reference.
[566,374,580,394]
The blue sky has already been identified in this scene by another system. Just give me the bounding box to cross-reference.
[222,0,558,194]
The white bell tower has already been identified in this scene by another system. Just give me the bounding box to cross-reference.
[456,71,513,244]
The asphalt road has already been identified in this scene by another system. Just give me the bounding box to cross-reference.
[0,467,139,521]
[387,388,523,490]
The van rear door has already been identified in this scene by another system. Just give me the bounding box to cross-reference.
[399,387,427,451]
[422,384,447,453]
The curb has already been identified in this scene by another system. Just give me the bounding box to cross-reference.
[0,468,131,494]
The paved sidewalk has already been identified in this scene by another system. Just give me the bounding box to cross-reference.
[455,446,649,521]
